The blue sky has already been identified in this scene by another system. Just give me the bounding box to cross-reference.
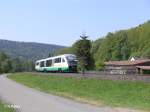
[0,0,150,46]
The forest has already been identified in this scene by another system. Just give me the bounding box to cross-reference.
[56,20,150,70]
[0,39,65,61]
[0,52,34,73]
[0,40,65,73]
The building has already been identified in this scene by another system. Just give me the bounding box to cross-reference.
[130,57,148,61]
[105,59,150,75]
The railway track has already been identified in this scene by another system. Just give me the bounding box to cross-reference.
[31,71,150,83]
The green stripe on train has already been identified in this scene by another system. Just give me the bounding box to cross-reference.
[36,67,69,72]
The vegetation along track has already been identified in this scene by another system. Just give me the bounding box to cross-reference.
[31,72,150,83]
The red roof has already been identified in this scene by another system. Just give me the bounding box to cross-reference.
[136,66,150,70]
[105,59,150,66]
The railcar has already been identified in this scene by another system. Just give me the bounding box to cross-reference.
[35,54,78,72]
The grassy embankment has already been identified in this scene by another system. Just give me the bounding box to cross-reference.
[8,73,150,111]
[0,101,15,112]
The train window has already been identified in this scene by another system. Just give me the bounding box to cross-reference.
[66,56,77,61]
[40,61,45,67]
[62,58,65,62]
[46,60,52,67]
[36,62,39,66]
[54,58,61,63]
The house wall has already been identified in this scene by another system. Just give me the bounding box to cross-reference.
[136,62,150,66]
[105,66,137,75]
[105,61,150,75]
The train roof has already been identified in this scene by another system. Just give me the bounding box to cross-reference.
[36,54,76,62]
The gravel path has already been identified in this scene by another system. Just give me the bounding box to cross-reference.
[0,74,115,112]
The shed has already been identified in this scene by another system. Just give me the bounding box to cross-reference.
[136,66,150,74]
[105,59,150,75]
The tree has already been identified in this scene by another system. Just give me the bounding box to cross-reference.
[48,52,54,57]
[0,52,12,73]
[21,60,34,72]
[95,60,105,71]
[73,33,94,72]
[1,59,12,73]
[55,47,73,55]
[0,52,8,62]
[11,58,23,72]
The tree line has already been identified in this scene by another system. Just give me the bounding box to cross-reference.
[0,52,34,74]
[56,20,150,70]
[0,39,65,61]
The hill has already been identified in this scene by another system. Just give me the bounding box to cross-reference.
[93,20,150,64]
[0,39,66,61]
[56,20,150,69]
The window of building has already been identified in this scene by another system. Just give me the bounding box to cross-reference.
[54,58,61,63]
[46,60,52,67]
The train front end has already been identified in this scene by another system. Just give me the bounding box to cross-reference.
[65,54,78,73]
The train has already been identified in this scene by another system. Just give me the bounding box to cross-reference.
[35,54,78,72]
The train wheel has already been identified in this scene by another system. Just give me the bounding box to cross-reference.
[43,69,47,73]
[58,68,62,73]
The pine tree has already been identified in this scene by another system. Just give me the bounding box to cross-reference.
[73,33,94,72]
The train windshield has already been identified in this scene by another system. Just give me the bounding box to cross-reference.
[66,56,77,65]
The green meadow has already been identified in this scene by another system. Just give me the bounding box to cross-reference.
[8,73,150,111]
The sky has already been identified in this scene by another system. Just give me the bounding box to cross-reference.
[0,0,150,46]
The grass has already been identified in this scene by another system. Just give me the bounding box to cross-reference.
[0,101,15,112]
[8,73,150,111]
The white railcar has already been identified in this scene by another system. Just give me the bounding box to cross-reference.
[35,54,78,72]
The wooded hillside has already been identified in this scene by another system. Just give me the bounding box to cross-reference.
[93,20,150,63]
[0,39,66,61]
[56,20,150,70]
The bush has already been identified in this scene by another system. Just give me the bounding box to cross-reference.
[95,60,105,71]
